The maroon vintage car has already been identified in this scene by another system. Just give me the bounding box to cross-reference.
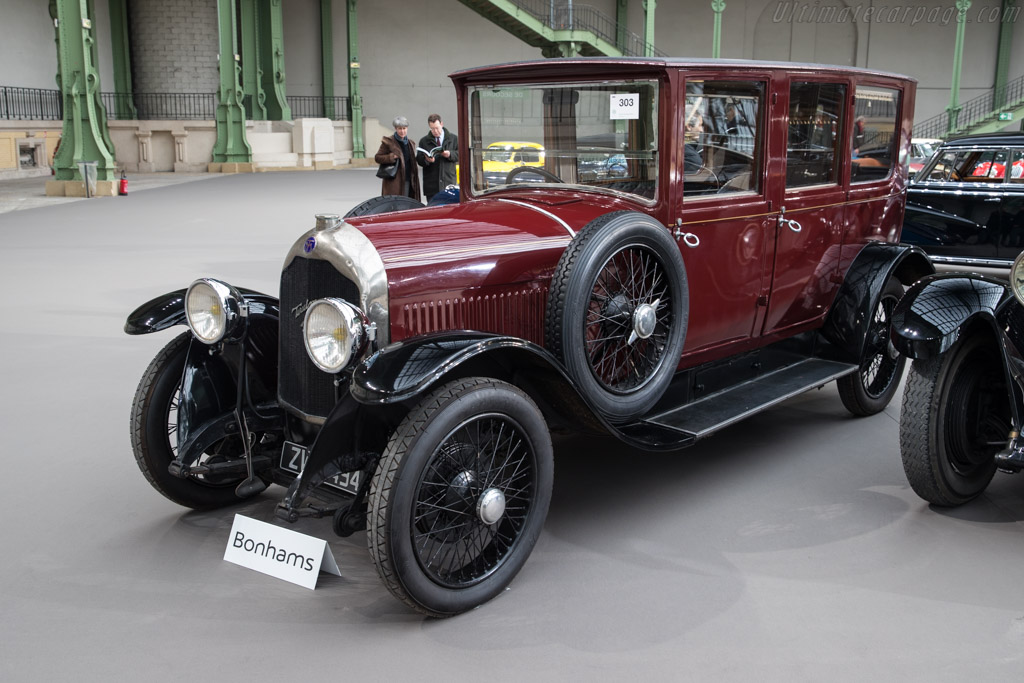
[125,58,929,617]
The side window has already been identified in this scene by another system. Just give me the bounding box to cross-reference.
[851,86,900,183]
[684,80,763,197]
[1011,149,1024,183]
[787,82,845,188]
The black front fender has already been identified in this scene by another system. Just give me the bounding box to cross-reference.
[351,332,696,451]
[124,287,280,335]
[891,273,1011,360]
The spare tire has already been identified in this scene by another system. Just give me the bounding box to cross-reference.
[344,195,422,218]
[545,211,688,422]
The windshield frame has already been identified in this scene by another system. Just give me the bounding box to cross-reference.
[465,78,661,205]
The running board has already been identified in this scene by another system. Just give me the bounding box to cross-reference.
[643,358,857,441]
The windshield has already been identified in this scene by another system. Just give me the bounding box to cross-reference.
[467,81,659,202]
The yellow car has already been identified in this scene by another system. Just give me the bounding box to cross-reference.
[482,141,545,185]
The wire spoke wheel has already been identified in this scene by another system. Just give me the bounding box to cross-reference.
[546,211,688,422]
[368,378,553,617]
[837,278,906,416]
[859,291,901,398]
[585,244,672,394]
[412,414,535,587]
[130,332,258,509]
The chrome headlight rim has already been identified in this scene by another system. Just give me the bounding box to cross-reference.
[185,278,244,345]
[1012,252,1024,306]
[302,298,370,374]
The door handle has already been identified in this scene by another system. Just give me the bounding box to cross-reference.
[673,229,700,247]
[786,219,802,233]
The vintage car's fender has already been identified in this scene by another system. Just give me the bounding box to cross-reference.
[124,288,282,469]
[124,287,280,335]
[891,273,1012,360]
[284,322,703,514]
[279,331,700,516]
[820,242,933,362]
[352,331,695,450]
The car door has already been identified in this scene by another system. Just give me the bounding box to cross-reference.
[999,147,1024,261]
[762,78,848,336]
[676,77,772,356]
[906,147,1007,266]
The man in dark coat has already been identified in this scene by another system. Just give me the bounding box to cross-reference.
[417,113,459,199]
[375,116,421,201]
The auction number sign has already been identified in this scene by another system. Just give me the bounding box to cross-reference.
[610,93,640,120]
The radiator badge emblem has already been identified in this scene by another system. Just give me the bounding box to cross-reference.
[304,236,316,253]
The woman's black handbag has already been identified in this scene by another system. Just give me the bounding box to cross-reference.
[376,157,399,179]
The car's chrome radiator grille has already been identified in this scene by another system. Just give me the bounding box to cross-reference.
[279,258,360,420]
[397,287,546,345]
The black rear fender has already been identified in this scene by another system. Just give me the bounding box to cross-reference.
[820,242,933,362]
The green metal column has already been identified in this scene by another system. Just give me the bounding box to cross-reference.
[642,0,656,57]
[994,0,1017,108]
[259,0,291,120]
[347,0,364,158]
[616,0,628,53]
[712,0,725,58]
[212,0,252,164]
[321,0,335,119]
[239,0,267,120]
[946,0,972,136]
[49,0,116,182]
[107,0,136,119]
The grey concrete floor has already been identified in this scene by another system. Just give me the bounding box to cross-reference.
[2,169,1023,682]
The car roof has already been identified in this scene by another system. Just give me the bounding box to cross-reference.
[450,57,915,84]
[941,132,1024,147]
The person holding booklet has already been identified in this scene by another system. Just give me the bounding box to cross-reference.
[374,116,422,201]
[416,113,459,199]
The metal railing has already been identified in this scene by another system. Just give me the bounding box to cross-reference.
[914,72,1024,139]
[2,87,353,122]
[506,0,666,57]
[0,86,63,120]
[103,92,216,120]
[285,95,351,121]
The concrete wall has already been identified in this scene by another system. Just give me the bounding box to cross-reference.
[129,0,219,96]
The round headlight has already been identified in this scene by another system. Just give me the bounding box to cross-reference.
[1012,252,1024,306]
[303,298,368,373]
[185,278,242,344]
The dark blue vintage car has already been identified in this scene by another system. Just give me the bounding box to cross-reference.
[892,251,1024,505]
[901,132,1024,278]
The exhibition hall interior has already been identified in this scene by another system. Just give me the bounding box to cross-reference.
[2,1,1024,680]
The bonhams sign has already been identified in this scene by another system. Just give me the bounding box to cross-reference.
[223,514,340,589]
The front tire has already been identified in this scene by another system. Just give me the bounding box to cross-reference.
[899,333,1009,506]
[837,278,906,416]
[130,332,256,510]
[367,378,553,617]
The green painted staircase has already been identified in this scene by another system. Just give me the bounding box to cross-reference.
[914,72,1024,139]
[457,0,664,58]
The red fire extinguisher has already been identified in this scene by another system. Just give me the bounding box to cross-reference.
[118,170,128,196]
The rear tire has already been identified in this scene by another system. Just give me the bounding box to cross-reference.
[837,278,906,416]
[899,333,1008,506]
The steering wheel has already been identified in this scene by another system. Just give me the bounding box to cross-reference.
[506,166,563,184]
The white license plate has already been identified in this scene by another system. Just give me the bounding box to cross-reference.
[280,441,362,496]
